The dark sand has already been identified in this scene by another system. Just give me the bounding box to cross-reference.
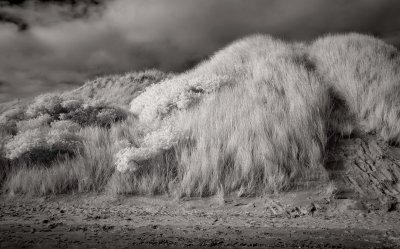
[1,191,399,248]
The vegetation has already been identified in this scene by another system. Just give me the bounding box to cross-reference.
[310,33,400,145]
[1,34,399,198]
[67,69,173,108]
[0,71,160,191]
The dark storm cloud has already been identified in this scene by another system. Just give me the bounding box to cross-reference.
[1,0,400,102]
[0,11,28,30]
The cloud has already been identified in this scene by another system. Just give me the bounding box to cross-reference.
[1,0,400,102]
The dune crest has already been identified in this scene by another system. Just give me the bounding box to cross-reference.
[113,33,400,197]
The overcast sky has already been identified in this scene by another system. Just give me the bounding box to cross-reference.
[1,0,400,103]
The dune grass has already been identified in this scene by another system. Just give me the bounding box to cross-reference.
[68,69,173,108]
[3,115,178,196]
[0,129,11,188]
[106,149,178,196]
[310,33,400,145]
[174,45,331,197]
[4,126,115,195]
[1,33,399,197]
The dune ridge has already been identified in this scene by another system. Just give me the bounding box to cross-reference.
[1,33,399,198]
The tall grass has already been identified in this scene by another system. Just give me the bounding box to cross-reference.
[0,128,11,187]
[174,47,330,196]
[106,149,178,195]
[5,126,117,195]
[3,115,176,196]
[310,33,400,145]
[2,33,399,197]
[122,35,333,196]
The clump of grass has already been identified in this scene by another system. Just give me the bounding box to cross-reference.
[1,90,129,167]
[3,115,153,196]
[106,149,178,196]
[130,74,230,124]
[62,104,127,128]
[5,163,78,196]
[116,35,331,196]
[3,33,400,198]
[310,33,400,145]
[118,35,291,173]
[5,126,116,195]
[68,70,173,108]
[1,71,170,195]
[4,122,82,164]
[174,47,331,197]
[0,106,26,136]
[114,33,400,197]
[0,130,11,187]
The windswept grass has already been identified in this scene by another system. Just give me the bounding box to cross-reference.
[69,70,173,108]
[2,33,399,197]
[3,115,171,196]
[5,126,117,195]
[0,129,11,187]
[106,149,178,196]
[174,44,331,196]
[310,33,400,145]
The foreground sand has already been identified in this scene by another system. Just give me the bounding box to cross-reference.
[1,191,399,249]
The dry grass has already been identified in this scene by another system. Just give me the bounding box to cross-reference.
[0,130,11,188]
[68,70,173,108]
[5,126,117,195]
[2,33,399,197]
[3,115,175,196]
[310,33,400,145]
[106,149,178,196]
[174,43,331,197]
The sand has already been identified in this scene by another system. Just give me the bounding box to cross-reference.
[1,190,399,249]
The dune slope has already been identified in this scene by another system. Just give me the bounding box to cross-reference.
[1,33,399,203]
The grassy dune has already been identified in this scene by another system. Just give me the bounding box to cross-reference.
[0,33,399,197]
[310,34,400,145]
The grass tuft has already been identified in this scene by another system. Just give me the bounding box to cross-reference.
[2,33,400,197]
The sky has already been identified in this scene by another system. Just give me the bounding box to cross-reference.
[0,0,400,103]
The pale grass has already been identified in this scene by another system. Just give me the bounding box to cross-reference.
[5,126,117,195]
[68,70,173,108]
[174,48,330,196]
[310,33,400,145]
[3,33,400,197]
